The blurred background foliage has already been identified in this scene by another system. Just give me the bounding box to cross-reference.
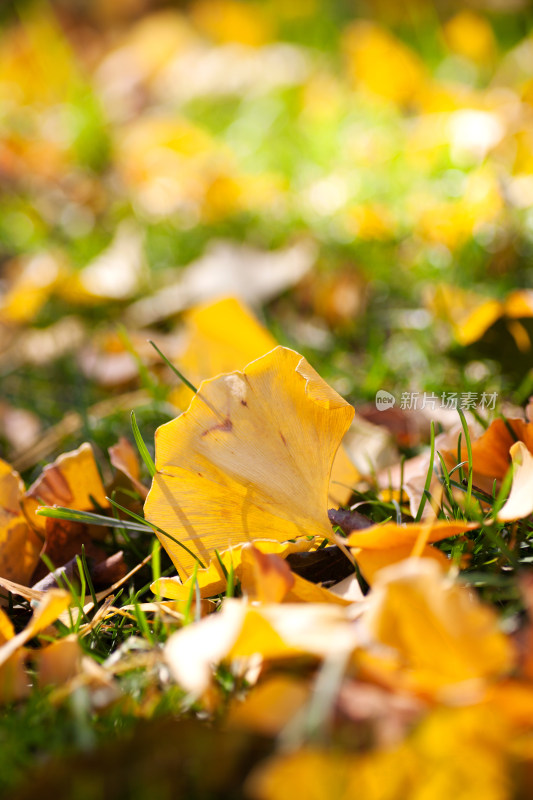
[1,0,533,470]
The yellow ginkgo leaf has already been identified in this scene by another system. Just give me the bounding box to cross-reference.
[227,675,310,736]
[0,606,14,646]
[428,284,503,346]
[145,346,354,577]
[0,606,27,703]
[0,459,41,584]
[328,444,360,508]
[365,558,513,693]
[22,442,109,533]
[164,598,359,696]
[239,545,354,606]
[0,589,72,704]
[239,544,294,603]
[347,519,479,583]
[169,296,278,410]
[0,588,71,670]
[248,706,509,800]
[443,417,533,488]
[36,635,83,689]
[153,538,318,600]
[497,441,533,522]
[190,0,274,46]
[428,284,533,349]
[169,297,354,505]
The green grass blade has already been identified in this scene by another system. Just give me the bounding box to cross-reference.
[184,562,199,625]
[106,497,206,569]
[36,506,151,533]
[458,409,473,508]
[80,545,98,611]
[131,410,156,478]
[415,421,435,522]
[148,340,198,394]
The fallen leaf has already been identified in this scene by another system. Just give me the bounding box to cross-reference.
[126,240,315,327]
[443,417,533,488]
[249,706,510,800]
[32,550,127,594]
[36,634,83,688]
[342,412,398,475]
[286,544,355,585]
[0,459,41,584]
[336,680,425,747]
[364,558,514,694]
[167,296,355,505]
[444,10,496,64]
[165,598,359,696]
[227,675,310,736]
[343,21,426,107]
[61,221,147,303]
[239,545,355,606]
[497,441,533,521]
[0,589,71,671]
[240,545,295,603]
[31,517,106,585]
[109,437,148,499]
[0,252,67,326]
[346,520,479,583]
[327,574,365,603]
[23,442,109,533]
[429,284,533,347]
[168,296,278,410]
[152,538,318,601]
[145,346,354,577]
[327,444,361,507]
[0,402,41,456]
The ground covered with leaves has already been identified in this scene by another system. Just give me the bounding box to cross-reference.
[2,1,533,798]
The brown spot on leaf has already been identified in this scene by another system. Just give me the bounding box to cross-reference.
[240,400,248,407]
[280,432,288,447]
[201,417,233,437]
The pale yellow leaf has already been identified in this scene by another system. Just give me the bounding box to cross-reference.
[145,347,354,577]
[365,559,514,693]
[497,441,533,521]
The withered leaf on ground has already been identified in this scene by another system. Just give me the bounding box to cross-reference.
[145,346,354,577]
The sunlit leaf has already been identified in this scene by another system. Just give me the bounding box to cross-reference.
[0,459,41,584]
[36,635,83,689]
[169,296,278,410]
[152,538,318,600]
[248,704,510,800]
[347,519,478,583]
[165,598,359,696]
[145,346,354,577]
[227,675,310,736]
[108,436,149,499]
[497,441,533,521]
[23,442,109,533]
[365,558,514,693]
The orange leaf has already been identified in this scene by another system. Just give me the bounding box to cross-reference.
[347,520,478,583]
[23,442,109,533]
